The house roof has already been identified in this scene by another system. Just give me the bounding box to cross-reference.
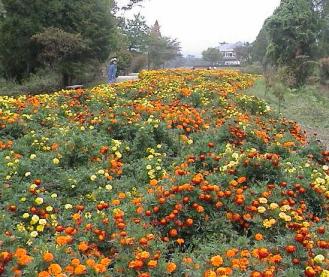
[218,42,244,52]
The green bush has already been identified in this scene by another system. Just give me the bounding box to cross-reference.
[319,57,329,85]
[0,69,61,96]
[240,63,263,75]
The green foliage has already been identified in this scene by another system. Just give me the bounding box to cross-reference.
[147,22,181,69]
[251,26,269,64]
[319,57,329,84]
[234,42,253,65]
[265,0,319,65]
[263,0,320,87]
[0,0,117,82]
[119,13,150,53]
[201,47,222,66]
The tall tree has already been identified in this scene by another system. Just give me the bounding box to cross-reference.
[251,26,269,64]
[202,48,222,66]
[119,13,150,53]
[0,0,117,83]
[317,0,329,56]
[265,0,320,86]
[147,21,181,69]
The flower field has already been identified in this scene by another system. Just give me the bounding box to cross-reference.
[0,69,328,277]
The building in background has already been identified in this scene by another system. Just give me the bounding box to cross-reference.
[218,42,243,66]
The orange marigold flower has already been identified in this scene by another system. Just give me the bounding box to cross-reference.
[74,264,87,275]
[149,179,158,186]
[226,248,238,258]
[147,259,158,268]
[255,233,264,241]
[196,205,205,213]
[14,248,27,258]
[139,251,150,260]
[269,254,282,263]
[64,265,74,274]
[100,258,112,266]
[43,252,54,263]
[38,271,50,277]
[210,255,223,267]
[129,259,144,269]
[56,235,72,246]
[48,263,62,275]
[239,250,250,259]
[166,262,177,273]
[216,267,233,276]
[183,257,193,264]
[72,213,81,221]
[237,176,247,184]
[204,270,216,277]
[176,238,185,245]
[17,255,33,266]
[86,258,96,267]
[138,273,151,277]
[94,263,106,273]
[78,242,89,252]
[71,258,81,266]
[12,269,22,277]
[112,199,121,205]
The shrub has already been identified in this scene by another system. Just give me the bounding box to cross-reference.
[319,57,329,85]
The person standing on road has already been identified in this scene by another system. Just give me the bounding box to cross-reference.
[107,58,118,83]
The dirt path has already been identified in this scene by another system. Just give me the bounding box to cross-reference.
[116,75,139,82]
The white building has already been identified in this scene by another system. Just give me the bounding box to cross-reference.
[218,42,243,66]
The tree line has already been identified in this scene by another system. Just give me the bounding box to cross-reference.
[0,0,180,87]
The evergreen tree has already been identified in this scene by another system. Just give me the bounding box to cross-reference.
[147,21,181,69]
[0,0,117,83]
[119,13,150,53]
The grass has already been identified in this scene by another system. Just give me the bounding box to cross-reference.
[245,78,329,148]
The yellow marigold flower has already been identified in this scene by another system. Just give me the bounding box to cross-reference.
[52,158,60,165]
[30,231,38,238]
[36,225,45,232]
[314,254,325,264]
[259,197,268,204]
[39,219,47,225]
[320,270,329,277]
[35,197,44,205]
[22,213,30,219]
[257,206,266,213]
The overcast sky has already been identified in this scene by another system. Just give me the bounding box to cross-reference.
[116,0,281,56]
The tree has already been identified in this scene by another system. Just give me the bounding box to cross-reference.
[119,13,150,53]
[0,0,5,16]
[0,0,117,83]
[202,48,222,66]
[32,27,88,85]
[147,21,181,69]
[251,26,269,64]
[265,0,320,86]
[317,0,329,56]
[235,42,252,65]
[122,0,144,10]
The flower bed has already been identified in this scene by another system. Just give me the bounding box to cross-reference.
[0,69,328,276]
